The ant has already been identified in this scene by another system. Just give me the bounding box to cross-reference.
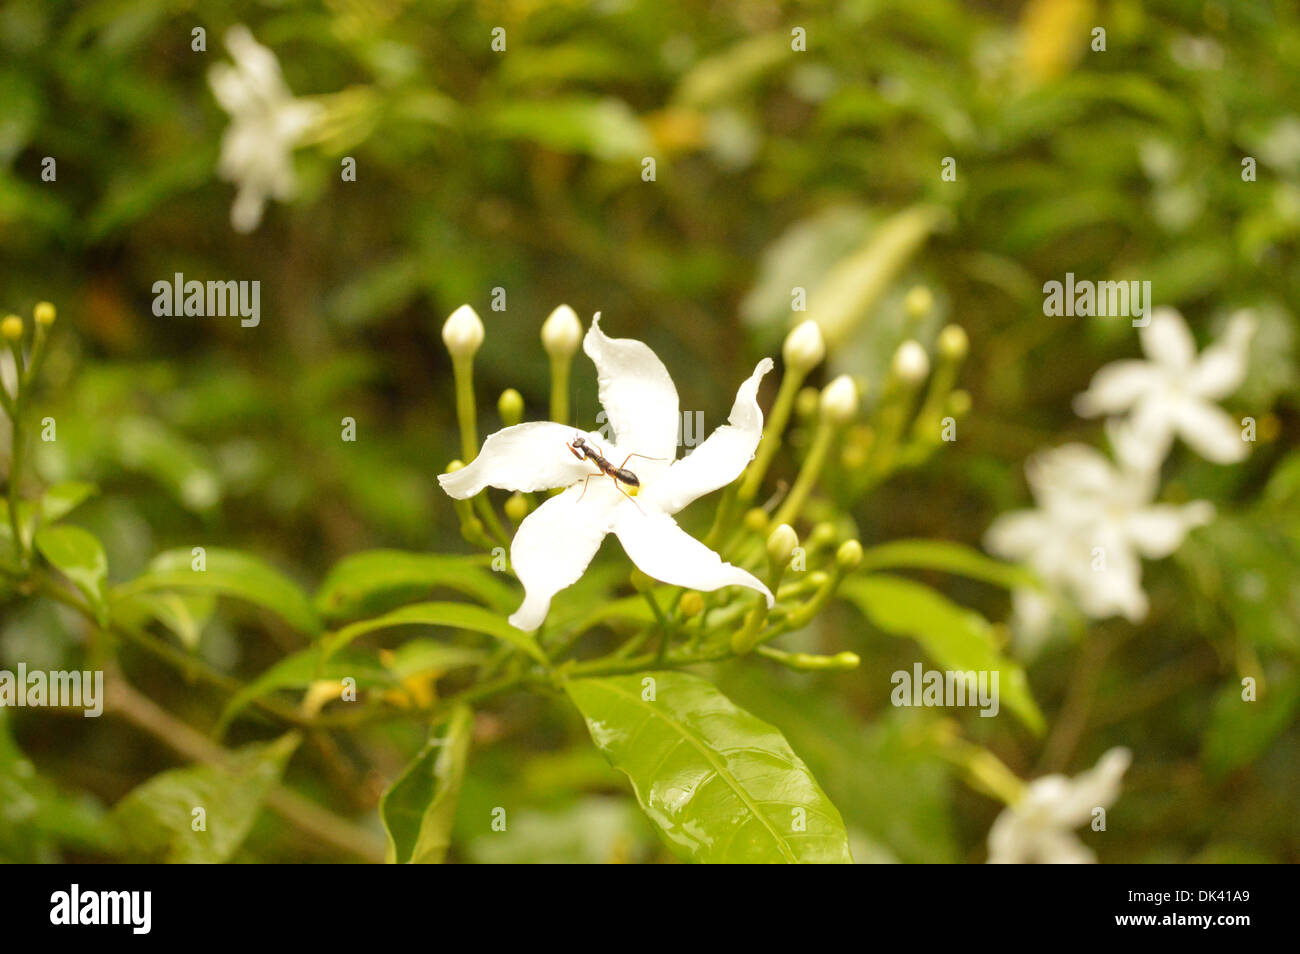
[567,435,662,512]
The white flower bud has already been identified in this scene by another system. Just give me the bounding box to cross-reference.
[892,340,930,384]
[541,304,582,358]
[766,523,799,568]
[819,374,859,424]
[938,325,968,361]
[442,304,484,359]
[782,320,826,372]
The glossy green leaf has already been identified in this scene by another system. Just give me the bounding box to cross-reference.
[323,601,546,665]
[840,574,1045,733]
[566,672,853,864]
[380,705,474,864]
[118,547,321,636]
[34,524,108,619]
[856,539,1041,591]
[111,733,299,863]
[315,549,516,620]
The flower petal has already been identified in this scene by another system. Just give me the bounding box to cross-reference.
[583,314,680,460]
[1051,748,1132,827]
[438,422,600,498]
[1173,399,1248,463]
[643,358,774,514]
[1125,502,1214,558]
[611,508,773,606]
[1188,311,1255,400]
[984,510,1056,561]
[1140,307,1197,372]
[507,483,620,631]
[1072,360,1161,418]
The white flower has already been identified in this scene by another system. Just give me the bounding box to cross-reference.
[1074,307,1255,470]
[541,305,582,358]
[438,315,775,631]
[208,26,323,233]
[985,441,1213,623]
[987,748,1131,864]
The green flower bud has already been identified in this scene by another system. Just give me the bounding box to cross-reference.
[1,315,22,341]
[679,591,704,618]
[498,388,524,426]
[34,302,56,326]
[743,507,769,534]
[904,285,934,318]
[938,324,968,361]
[504,492,530,523]
[836,539,863,571]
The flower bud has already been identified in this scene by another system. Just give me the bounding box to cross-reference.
[795,386,820,420]
[504,492,530,524]
[743,507,769,534]
[766,523,799,568]
[541,304,582,359]
[904,285,933,318]
[836,539,863,572]
[938,324,968,361]
[809,523,838,549]
[947,389,972,417]
[498,388,524,426]
[442,304,484,359]
[892,340,930,384]
[444,459,465,473]
[782,320,825,373]
[679,591,704,618]
[34,302,56,326]
[1,315,22,341]
[819,375,859,424]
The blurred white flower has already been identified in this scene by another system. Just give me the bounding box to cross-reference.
[439,315,774,631]
[986,442,1213,623]
[1074,308,1255,470]
[988,748,1132,864]
[208,26,323,233]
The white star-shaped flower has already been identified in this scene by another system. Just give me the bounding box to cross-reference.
[987,747,1131,864]
[208,25,323,233]
[439,315,775,632]
[1074,307,1255,470]
[985,441,1213,623]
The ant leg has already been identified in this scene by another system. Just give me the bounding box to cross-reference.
[576,472,598,504]
[619,452,667,468]
[613,486,644,514]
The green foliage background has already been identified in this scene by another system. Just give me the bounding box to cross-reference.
[1,0,1297,862]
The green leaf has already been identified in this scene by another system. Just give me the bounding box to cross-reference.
[111,591,215,651]
[322,601,546,666]
[381,638,487,680]
[111,733,299,863]
[0,481,98,549]
[380,705,474,864]
[1202,677,1300,778]
[34,525,108,620]
[856,539,1041,591]
[118,548,321,636]
[315,549,516,621]
[840,574,1045,733]
[566,672,853,864]
[484,96,651,161]
[216,647,396,733]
